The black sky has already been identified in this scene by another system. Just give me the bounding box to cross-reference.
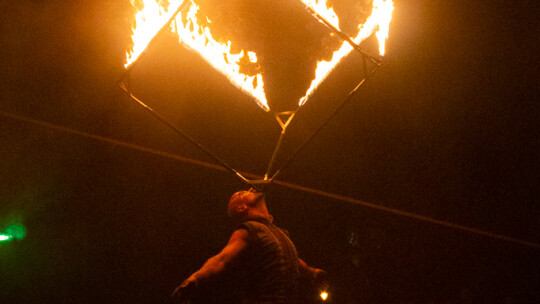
[1,1,539,303]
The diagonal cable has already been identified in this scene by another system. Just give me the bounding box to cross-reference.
[1,109,538,250]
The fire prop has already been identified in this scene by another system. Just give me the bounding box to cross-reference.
[118,0,394,188]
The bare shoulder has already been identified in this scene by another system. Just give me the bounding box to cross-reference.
[229,228,249,244]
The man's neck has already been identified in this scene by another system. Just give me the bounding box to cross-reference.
[245,212,273,223]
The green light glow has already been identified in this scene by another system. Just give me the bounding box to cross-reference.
[6,223,26,240]
[0,223,26,243]
[0,234,12,242]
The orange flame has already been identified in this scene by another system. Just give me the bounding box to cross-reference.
[125,0,268,111]
[298,0,394,106]
[124,0,394,111]
[125,0,184,68]
[173,3,268,110]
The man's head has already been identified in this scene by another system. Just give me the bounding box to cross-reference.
[228,188,269,223]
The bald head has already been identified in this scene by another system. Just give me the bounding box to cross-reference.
[228,188,269,223]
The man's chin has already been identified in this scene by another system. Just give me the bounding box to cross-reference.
[255,192,265,201]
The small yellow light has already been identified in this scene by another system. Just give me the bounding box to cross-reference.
[320,291,328,301]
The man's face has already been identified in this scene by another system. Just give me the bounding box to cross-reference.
[228,188,265,218]
[241,188,265,204]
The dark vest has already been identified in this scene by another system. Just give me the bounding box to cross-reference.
[237,217,300,304]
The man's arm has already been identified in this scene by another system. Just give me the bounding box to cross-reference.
[298,258,320,278]
[172,229,249,299]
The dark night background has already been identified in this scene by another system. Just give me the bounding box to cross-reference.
[1,1,539,303]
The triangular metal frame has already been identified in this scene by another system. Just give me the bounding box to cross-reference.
[274,111,297,130]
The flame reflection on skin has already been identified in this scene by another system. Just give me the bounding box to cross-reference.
[125,0,394,111]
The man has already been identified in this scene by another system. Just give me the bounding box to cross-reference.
[172,188,328,303]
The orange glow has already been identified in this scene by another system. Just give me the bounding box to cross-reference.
[172,3,268,111]
[298,0,394,106]
[125,0,394,111]
[320,291,329,300]
[125,0,184,68]
[125,0,268,111]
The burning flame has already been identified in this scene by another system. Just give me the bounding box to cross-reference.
[125,0,268,111]
[124,0,394,111]
[125,0,185,68]
[298,0,394,106]
[173,3,268,110]
[301,0,340,30]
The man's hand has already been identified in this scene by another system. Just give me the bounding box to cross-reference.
[171,230,248,302]
[171,276,197,303]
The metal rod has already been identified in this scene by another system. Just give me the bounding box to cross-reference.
[362,53,368,78]
[116,81,260,190]
[301,2,381,65]
[264,131,284,180]
[4,109,540,250]
[119,0,191,82]
[264,110,298,179]
[270,62,380,181]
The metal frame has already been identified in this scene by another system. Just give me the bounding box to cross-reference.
[267,63,380,182]
[120,0,190,82]
[117,0,383,189]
